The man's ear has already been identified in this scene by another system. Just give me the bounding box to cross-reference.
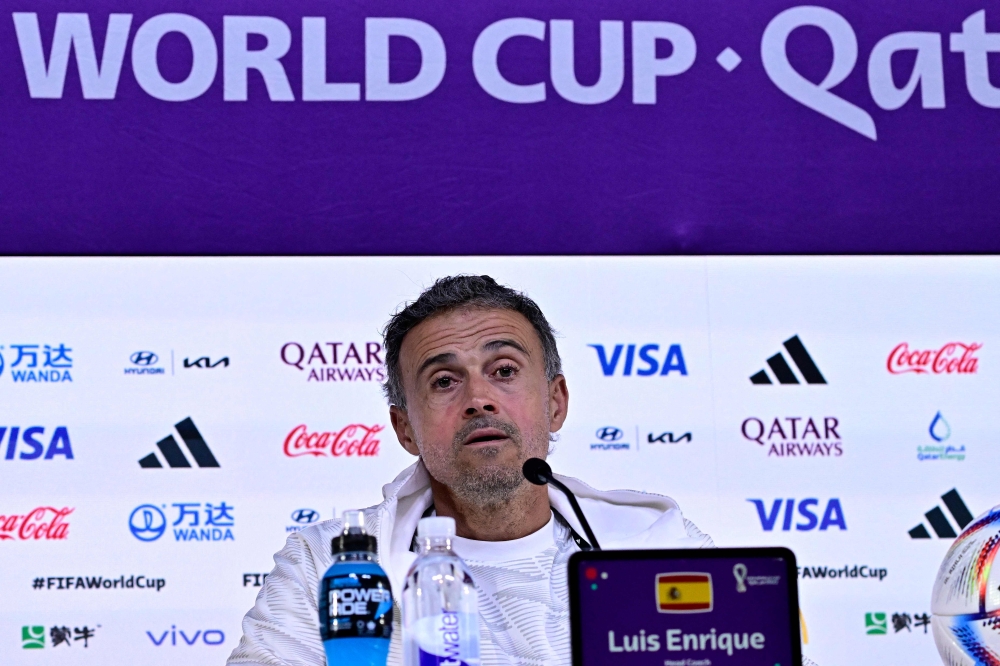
[390,405,420,456]
[547,374,569,433]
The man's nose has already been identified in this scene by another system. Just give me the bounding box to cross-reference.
[464,375,498,416]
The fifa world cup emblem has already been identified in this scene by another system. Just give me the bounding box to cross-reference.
[733,563,748,593]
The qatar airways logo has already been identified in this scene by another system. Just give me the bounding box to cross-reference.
[12,8,1000,140]
[284,424,383,458]
[0,507,73,541]
[887,342,981,375]
[741,417,843,458]
[280,342,385,384]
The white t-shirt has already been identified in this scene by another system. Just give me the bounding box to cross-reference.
[451,514,577,666]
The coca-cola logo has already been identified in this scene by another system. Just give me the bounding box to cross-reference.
[283,424,383,458]
[0,506,72,540]
[887,342,982,375]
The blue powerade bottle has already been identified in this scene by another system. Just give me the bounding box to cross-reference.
[319,510,393,666]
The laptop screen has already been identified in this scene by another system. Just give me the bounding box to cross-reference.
[569,548,802,666]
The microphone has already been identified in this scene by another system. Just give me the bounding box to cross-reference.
[523,458,601,550]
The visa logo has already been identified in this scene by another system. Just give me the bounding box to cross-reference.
[2,427,74,460]
[588,344,687,376]
[747,498,846,531]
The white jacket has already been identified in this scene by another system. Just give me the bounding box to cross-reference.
[227,460,716,666]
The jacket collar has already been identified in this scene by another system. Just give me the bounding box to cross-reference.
[373,459,700,594]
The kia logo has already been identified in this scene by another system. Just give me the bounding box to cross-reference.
[595,427,623,442]
[130,351,158,366]
[129,504,167,542]
[290,509,319,524]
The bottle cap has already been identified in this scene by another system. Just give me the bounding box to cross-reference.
[343,510,365,531]
[418,516,456,538]
[331,509,378,555]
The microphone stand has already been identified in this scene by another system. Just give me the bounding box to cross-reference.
[523,458,601,550]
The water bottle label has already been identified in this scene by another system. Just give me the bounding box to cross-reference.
[320,572,393,640]
[418,646,474,666]
[410,611,480,666]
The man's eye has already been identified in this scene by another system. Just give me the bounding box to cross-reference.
[433,377,453,389]
[495,366,516,379]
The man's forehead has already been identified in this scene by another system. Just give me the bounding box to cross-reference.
[400,307,539,367]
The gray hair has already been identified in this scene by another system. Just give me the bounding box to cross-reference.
[382,275,562,408]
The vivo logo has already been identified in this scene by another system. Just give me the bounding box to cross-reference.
[146,626,225,646]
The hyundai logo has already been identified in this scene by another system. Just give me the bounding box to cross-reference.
[130,351,158,366]
[129,504,167,542]
[595,427,623,442]
[290,508,319,524]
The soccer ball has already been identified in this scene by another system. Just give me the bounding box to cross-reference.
[932,504,1000,665]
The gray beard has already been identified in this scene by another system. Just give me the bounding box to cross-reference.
[450,458,525,508]
[447,416,529,508]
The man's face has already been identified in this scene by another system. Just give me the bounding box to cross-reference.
[389,307,568,507]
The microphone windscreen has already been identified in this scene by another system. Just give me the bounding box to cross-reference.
[522,458,552,486]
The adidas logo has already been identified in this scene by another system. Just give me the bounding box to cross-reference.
[909,489,973,538]
[750,335,827,385]
[138,417,219,469]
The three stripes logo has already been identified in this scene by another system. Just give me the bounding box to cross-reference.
[750,335,827,385]
[138,418,220,469]
[909,489,973,538]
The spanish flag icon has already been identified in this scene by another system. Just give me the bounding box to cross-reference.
[656,573,713,613]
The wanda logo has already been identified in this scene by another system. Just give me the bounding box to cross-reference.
[887,342,982,375]
[0,506,73,540]
[284,425,383,458]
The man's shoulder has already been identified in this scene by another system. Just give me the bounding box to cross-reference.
[286,518,342,563]
[556,475,713,549]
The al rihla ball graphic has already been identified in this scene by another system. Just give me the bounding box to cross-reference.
[932,504,1000,665]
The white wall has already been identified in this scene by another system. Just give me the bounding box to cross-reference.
[2,256,996,665]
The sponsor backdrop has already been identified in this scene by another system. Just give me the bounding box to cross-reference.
[1,256,996,665]
[3,0,1000,254]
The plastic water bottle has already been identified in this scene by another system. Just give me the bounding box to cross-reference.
[403,516,481,666]
[318,510,393,666]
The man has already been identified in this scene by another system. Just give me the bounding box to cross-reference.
[229,275,810,666]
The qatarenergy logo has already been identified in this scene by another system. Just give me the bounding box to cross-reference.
[33,575,165,591]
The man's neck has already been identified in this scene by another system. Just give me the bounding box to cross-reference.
[428,478,551,541]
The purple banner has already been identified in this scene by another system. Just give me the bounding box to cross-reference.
[2,0,999,254]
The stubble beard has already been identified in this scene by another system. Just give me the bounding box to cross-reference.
[431,414,549,510]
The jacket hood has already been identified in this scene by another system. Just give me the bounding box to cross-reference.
[375,459,710,591]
